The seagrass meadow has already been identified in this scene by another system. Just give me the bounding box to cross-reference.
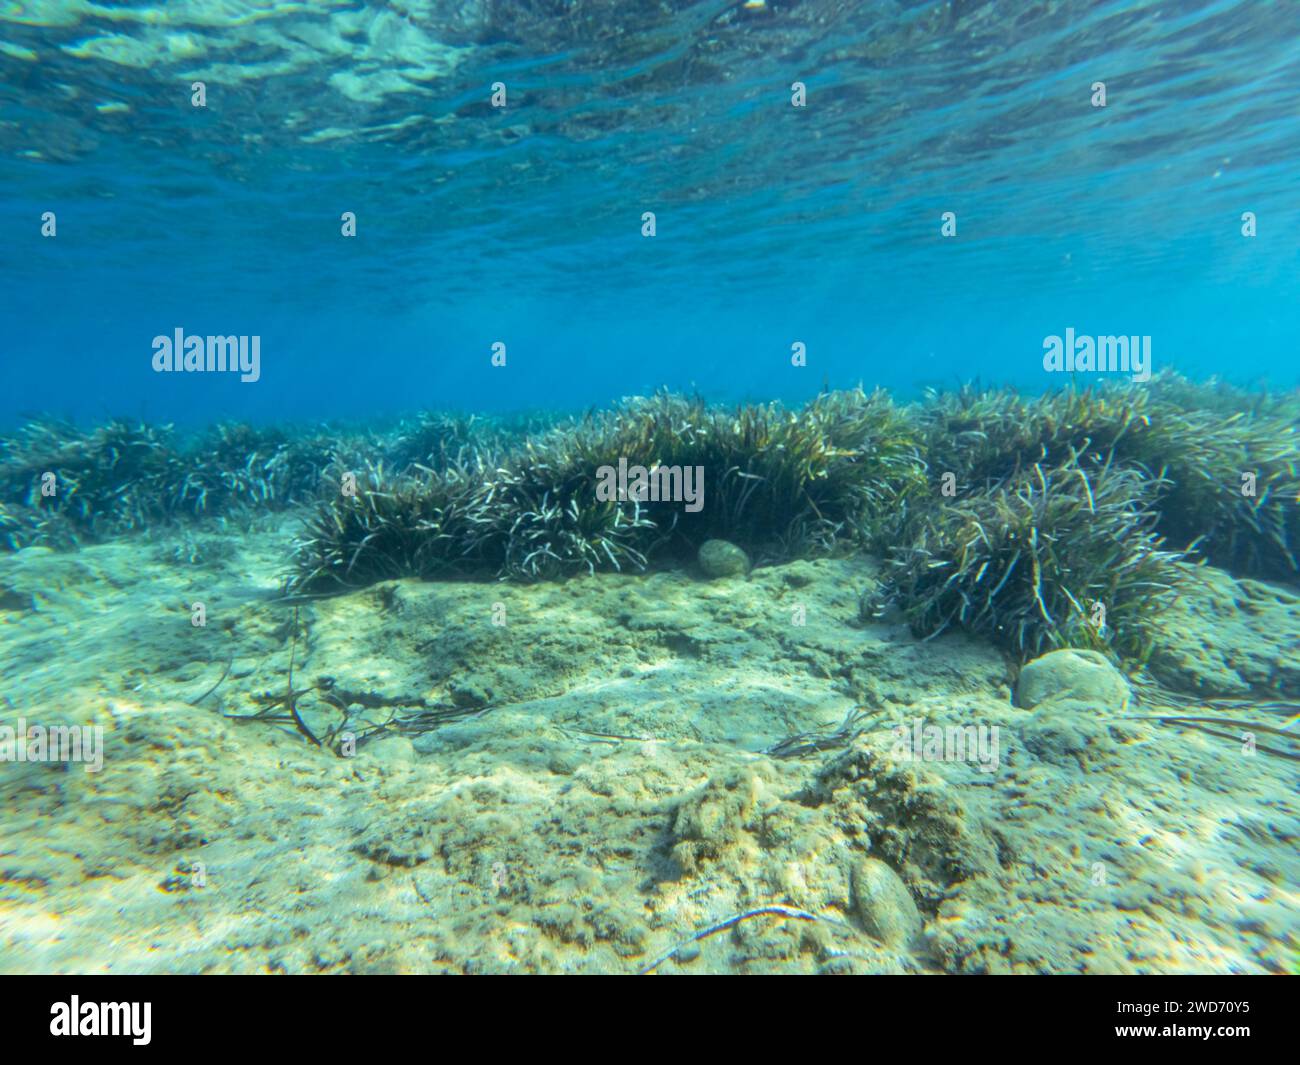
[5,0,1300,981]
[4,374,1296,663]
[2,373,1298,975]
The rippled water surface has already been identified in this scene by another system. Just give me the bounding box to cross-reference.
[3,1,1299,416]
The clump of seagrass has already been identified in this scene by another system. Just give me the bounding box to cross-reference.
[287,388,926,592]
[0,418,184,545]
[289,461,492,590]
[386,412,486,472]
[386,409,563,473]
[0,501,35,551]
[915,374,1300,583]
[915,383,1148,492]
[289,445,666,589]
[486,462,661,581]
[882,455,1184,661]
[172,422,340,515]
[1145,372,1299,420]
[1126,378,1298,580]
[0,415,363,550]
[512,386,926,571]
[507,387,925,571]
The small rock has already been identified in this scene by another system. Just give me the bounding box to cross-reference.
[674,941,701,964]
[449,678,492,708]
[698,539,750,579]
[547,751,582,775]
[0,586,34,612]
[781,561,816,588]
[851,857,922,947]
[1015,648,1130,712]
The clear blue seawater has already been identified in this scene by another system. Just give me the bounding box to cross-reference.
[3,0,1299,426]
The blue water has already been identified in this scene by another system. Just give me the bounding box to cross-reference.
[3,0,1299,428]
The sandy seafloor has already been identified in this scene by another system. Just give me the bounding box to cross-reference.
[0,516,1296,975]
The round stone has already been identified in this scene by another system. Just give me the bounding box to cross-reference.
[851,858,923,947]
[697,539,750,579]
[1015,648,1131,712]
